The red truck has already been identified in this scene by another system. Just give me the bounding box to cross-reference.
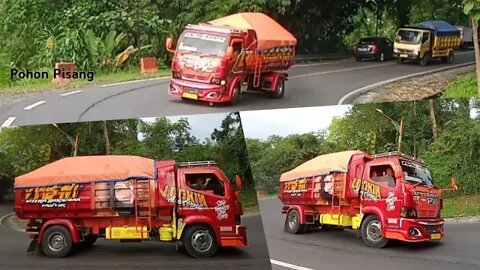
[165,12,297,106]
[14,156,247,258]
[279,151,458,248]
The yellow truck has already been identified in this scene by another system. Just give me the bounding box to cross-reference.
[393,20,461,66]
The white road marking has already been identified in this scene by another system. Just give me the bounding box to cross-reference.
[337,61,475,105]
[271,259,317,270]
[100,76,170,87]
[61,90,83,97]
[289,62,396,79]
[24,100,46,110]
[0,117,16,129]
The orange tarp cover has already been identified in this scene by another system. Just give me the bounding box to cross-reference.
[15,155,159,188]
[209,12,297,50]
[280,151,363,182]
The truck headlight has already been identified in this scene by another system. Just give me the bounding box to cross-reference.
[211,78,226,85]
[393,48,398,53]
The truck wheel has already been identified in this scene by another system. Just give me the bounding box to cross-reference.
[272,77,285,98]
[285,209,304,234]
[447,51,454,64]
[229,84,241,105]
[419,53,430,66]
[183,224,218,258]
[41,225,73,258]
[360,215,389,248]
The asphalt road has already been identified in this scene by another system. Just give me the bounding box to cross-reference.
[0,204,272,270]
[260,197,480,270]
[0,51,474,127]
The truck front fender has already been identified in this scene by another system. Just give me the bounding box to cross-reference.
[361,206,387,233]
[179,215,220,242]
[228,76,245,97]
[38,219,81,244]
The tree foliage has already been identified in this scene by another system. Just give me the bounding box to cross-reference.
[0,113,256,204]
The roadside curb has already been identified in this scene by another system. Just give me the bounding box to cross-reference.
[0,212,26,233]
[337,61,476,105]
[444,216,480,224]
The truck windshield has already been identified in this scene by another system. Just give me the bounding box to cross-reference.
[400,160,435,188]
[177,32,228,57]
[395,30,422,44]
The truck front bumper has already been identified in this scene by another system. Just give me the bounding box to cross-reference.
[394,52,419,61]
[386,218,444,242]
[168,78,232,103]
[219,225,248,247]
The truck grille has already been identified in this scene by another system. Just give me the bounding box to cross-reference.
[397,49,413,54]
[424,225,441,234]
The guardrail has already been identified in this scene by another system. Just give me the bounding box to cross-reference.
[294,52,353,63]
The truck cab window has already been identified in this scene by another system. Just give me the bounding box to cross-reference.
[232,42,242,54]
[369,165,396,188]
[422,33,429,43]
[186,173,225,197]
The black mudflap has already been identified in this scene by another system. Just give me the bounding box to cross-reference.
[27,240,38,254]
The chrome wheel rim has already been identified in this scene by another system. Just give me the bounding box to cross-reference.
[366,220,383,242]
[288,213,297,229]
[191,230,213,252]
[48,233,66,251]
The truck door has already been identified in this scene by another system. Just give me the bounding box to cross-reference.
[230,39,246,74]
[421,31,431,56]
[362,161,402,226]
[180,170,236,232]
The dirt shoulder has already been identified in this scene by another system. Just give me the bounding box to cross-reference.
[353,65,475,104]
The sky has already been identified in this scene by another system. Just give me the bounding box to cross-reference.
[240,105,351,140]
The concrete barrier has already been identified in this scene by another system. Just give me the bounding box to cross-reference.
[140,57,158,73]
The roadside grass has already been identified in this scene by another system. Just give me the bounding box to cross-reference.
[0,67,171,95]
[442,193,480,218]
[240,189,260,213]
[443,72,477,99]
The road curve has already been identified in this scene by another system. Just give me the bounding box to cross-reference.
[0,51,474,127]
[260,198,480,270]
[0,205,272,270]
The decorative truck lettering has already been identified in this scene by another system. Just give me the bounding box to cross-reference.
[24,184,81,207]
[278,151,458,249]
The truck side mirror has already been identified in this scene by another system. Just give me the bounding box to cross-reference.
[235,174,242,192]
[225,46,234,60]
[166,37,174,53]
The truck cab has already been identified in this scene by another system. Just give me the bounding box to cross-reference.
[393,27,433,65]
[356,152,451,247]
[166,24,255,104]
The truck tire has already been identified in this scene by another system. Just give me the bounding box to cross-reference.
[229,84,241,105]
[182,224,218,258]
[360,215,389,248]
[419,53,430,66]
[272,77,285,98]
[284,209,304,234]
[41,225,73,258]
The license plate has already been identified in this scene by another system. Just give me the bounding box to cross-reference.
[430,233,441,240]
[400,54,408,58]
[358,48,368,52]
[182,92,198,100]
